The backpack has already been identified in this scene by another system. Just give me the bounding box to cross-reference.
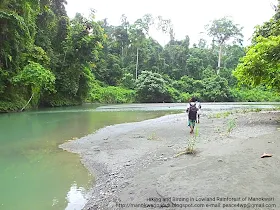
[188,103,198,120]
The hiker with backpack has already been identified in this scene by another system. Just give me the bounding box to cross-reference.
[186,97,199,134]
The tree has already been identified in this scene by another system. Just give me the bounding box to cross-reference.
[223,44,245,69]
[156,16,175,42]
[135,71,169,102]
[161,36,190,79]
[205,17,243,74]
[120,72,135,89]
[234,0,280,92]
[129,15,153,80]
[12,62,55,110]
[172,76,203,95]
[49,12,106,104]
[233,36,280,91]
[201,75,231,102]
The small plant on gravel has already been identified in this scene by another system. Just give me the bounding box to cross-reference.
[148,132,159,141]
[241,109,248,114]
[227,118,236,136]
[215,113,222,118]
[223,111,232,118]
[174,126,199,157]
[208,111,233,119]
[186,126,199,154]
[186,127,198,154]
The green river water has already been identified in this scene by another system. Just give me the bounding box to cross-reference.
[0,104,179,210]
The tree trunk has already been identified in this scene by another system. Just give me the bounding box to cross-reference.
[121,41,124,60]
[121,46,124,64]
[136,47,139,80]
[217,44,222,74]
[21,92,34,112]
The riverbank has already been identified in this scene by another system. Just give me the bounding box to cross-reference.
[60,110,280,210]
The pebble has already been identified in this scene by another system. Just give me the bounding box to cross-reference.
[108,202,115,208]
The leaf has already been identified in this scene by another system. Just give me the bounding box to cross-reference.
[261,153,273,158]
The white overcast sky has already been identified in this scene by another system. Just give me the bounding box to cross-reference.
[65,0,277,46]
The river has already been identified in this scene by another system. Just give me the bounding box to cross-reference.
[0,102,279,210]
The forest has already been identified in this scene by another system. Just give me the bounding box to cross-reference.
[0,0,280,112]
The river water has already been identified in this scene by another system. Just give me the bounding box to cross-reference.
[0,102,279,210]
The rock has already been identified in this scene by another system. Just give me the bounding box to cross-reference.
[163,158,168,161]
[218,159,223,162]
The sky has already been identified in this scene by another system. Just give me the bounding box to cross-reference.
[65,0,277,46]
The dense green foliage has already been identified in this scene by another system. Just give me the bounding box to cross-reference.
[88,85,136,104]
[234,36,280,90]
[234,0,280,92]
[0,1,106,111]
[1,1,280,112]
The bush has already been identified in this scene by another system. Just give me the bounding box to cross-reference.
[178,92,192,102]
[0,94,27,112]
[88,86,136,104]
[230,87,280,102]
[165,86,181,102]
[42,93,81,107]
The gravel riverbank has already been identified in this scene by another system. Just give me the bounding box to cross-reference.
[60,110,280,210]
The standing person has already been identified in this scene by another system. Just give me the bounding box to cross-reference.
[195,98,202,123]
[186,97,198,134]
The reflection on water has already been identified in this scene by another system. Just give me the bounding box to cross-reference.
[65,184,87,210]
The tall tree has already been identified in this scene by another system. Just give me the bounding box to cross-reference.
[205,17,243,74]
